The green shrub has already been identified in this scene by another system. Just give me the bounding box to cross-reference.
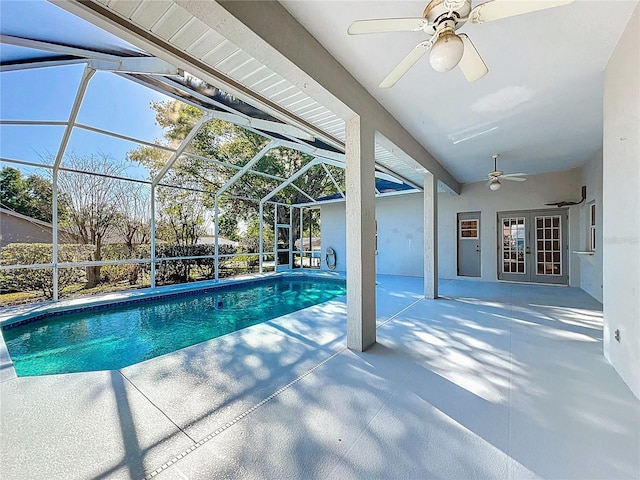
[0,242,248,296]
[150,244,236,284]
[0,243,95,298]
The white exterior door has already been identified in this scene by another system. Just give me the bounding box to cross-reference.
[457,212,481,277]
[498,209,568,285]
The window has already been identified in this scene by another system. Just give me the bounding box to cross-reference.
[589,203,596,251]
[459,219,478,239]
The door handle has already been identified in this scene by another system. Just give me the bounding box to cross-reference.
[526,246,531,254]
[475,245,480,252]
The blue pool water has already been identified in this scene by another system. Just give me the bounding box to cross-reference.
[3,276,346,376]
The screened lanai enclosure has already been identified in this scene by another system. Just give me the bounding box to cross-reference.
[0,0,417,305]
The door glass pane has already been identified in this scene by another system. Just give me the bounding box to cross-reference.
[535,215,562,276]
[502,216,526,275]
[459,219,478,239]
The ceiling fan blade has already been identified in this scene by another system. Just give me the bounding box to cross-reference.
[458,34,488,82]
[501,176,527,182]
[348,18,428,35]
[380,40,432,88]
[469,0,575,24]
[502,173,527,177]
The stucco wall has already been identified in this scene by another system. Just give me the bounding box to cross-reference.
[320,202,347,273]
[438,169,583,285]
[603,2,640,399]
[320,193,424,276]
[578,150,603,302]
[321,168,585,284]
[374,194,425,277]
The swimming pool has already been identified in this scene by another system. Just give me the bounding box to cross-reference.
[2,276,346,377]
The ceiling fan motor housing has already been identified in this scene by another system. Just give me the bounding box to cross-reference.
[423,0,471,33]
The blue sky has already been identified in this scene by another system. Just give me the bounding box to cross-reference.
[0,64,170,180]
[0,0,173,181]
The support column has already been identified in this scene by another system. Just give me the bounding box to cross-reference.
[345,116,376,351]
[424,172,438,299]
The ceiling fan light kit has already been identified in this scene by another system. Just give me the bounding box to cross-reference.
[347,0,575,87]
[429,30,464,72]
[485,154,527,190]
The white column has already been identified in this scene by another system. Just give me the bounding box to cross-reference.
[424,172,438,299]
[345,116,376,351]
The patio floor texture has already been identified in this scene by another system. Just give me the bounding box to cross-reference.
[1,276,638,479]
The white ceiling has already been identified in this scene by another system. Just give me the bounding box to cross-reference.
[280,0,638,184]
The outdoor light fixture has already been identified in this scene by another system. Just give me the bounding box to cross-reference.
[489,179,501,191]
[429,30,464,72]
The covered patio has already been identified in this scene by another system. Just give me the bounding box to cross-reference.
[2,277,638,479]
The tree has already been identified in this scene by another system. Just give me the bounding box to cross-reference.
[113,182,151,255]
[56,153,127,288]
[127,99,343,250]
[0,166,65,222]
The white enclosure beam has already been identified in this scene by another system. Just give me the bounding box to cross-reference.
[0,58,88,72]
[274,137,345,163]
[89,57,180,76]
[259,202,264,274]
[150,185,157,288]
[322,162,345,198]
[53,65,95,170]
[216,141,277,198]
[0,34,122,62]
[214,196,220,281]
[152,112,212,186]
[423,172,438,299]
[291,184,317,203]
[207,110,315,141]
[261,159,319,203]
[345,116,376,352]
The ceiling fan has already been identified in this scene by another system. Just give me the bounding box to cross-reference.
[347,0,575,88]
[486,154,526,190]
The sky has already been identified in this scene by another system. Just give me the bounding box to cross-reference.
[0,0,173,181]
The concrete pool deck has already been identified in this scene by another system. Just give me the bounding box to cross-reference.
[1,276,638,479]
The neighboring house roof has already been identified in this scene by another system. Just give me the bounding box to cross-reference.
[0,207,53,229]
[0,207,80,247]
[294,237,321,250]
[197,236,240,247]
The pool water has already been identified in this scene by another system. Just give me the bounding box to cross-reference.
[3,277,346,376]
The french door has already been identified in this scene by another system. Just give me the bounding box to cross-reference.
[497,209,568,285]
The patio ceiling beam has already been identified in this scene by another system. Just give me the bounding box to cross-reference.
[321,162,345,199]
[215,141,277,198]
[261,158,319,204]
[375,163,423,191]
[152,112,213,186]
[136,74,334,168]
[159,76,317,142]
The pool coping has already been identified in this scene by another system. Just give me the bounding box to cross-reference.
[0,270,345,383]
